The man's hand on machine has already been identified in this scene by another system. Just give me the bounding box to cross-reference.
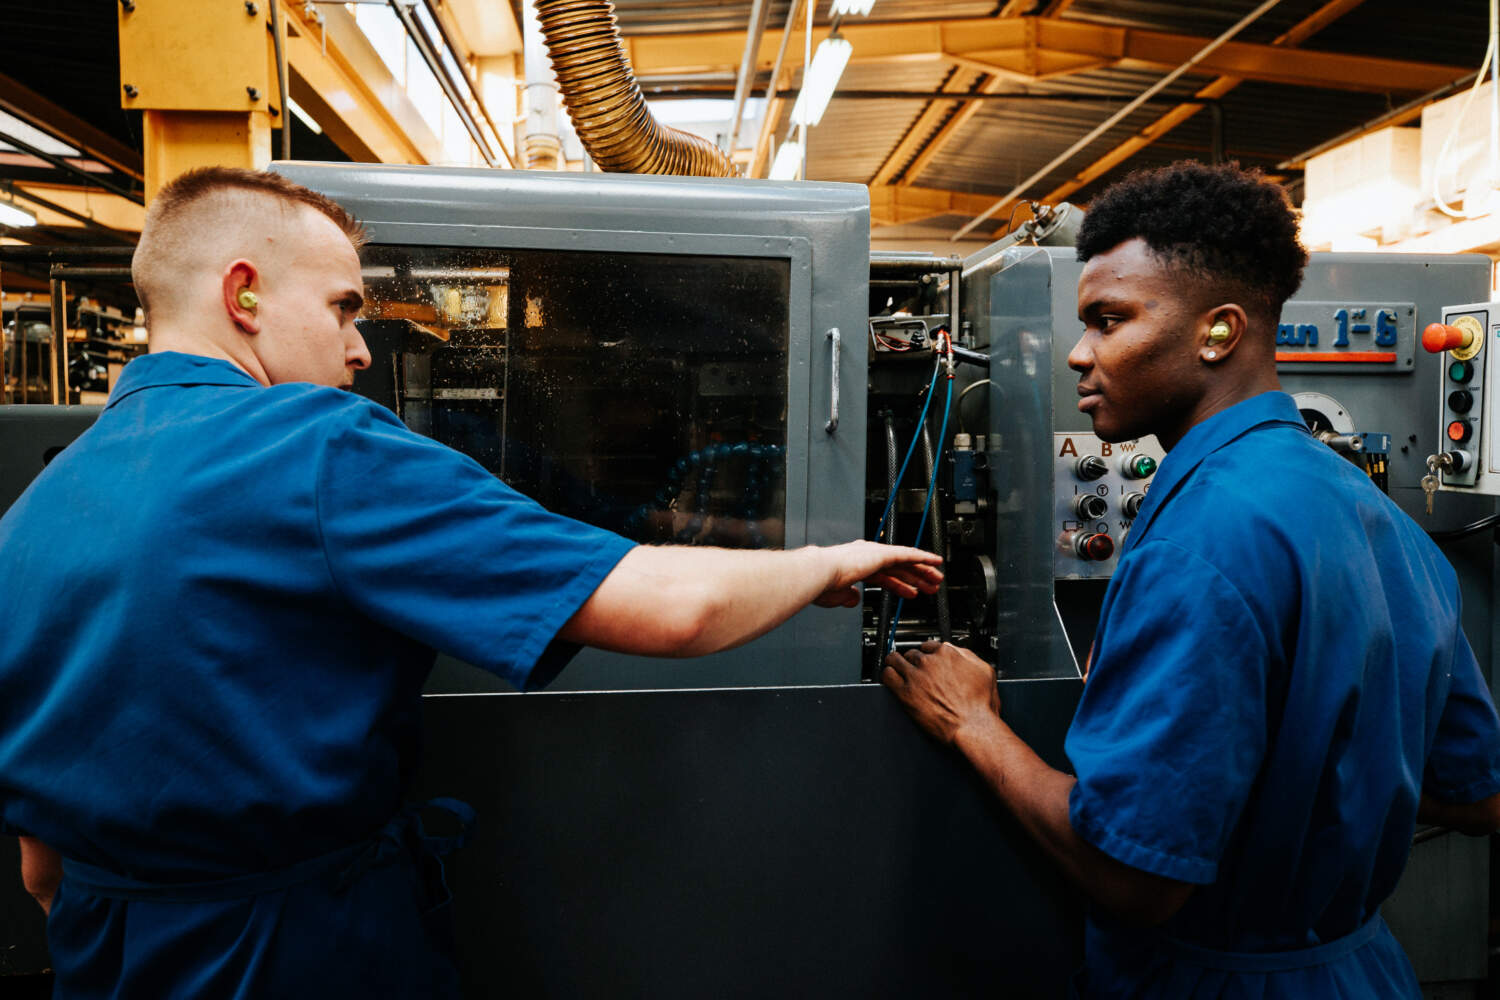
[812,541,944,608]
[882,640,1001,744]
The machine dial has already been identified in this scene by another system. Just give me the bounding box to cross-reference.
[1073,494,1109,520]
[1075,455,1108,481]
[1122,491,1146,519]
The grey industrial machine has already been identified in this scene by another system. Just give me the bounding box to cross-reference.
[1,166,1496,995]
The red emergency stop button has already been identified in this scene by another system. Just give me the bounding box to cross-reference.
[1074,532,1115,562]
[1424,322,1476,354]
[1447,420,1472,443]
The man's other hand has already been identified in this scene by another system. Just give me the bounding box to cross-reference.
[812,540,943,608]
[881,640,1000,745]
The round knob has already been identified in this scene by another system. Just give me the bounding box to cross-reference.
[1122,491,1146,518]
[1423,322,1474,354]
[1073,532,1115,562]
[1121,454,1157,479]
[1073,494,1109,520]
[1447,449,1472,473]
[1448,389,1474,414]
[1075,455,1108,481]
[1447,420,1472,443]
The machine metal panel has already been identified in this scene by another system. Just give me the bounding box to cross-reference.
[272,164,871,692]
[415,679,1084,999]
[964,246,1070,678]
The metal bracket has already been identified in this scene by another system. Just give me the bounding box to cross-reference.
[825,327,840,434]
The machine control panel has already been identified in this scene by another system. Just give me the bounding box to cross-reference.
[1054,432,1166,580]
[1427,304,1495,491]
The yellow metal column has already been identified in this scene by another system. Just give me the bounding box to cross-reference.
[119,0,274,199]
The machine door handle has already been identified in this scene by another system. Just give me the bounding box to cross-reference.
[825,327,840,434]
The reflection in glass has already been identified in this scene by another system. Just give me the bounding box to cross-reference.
[355,245,791,549]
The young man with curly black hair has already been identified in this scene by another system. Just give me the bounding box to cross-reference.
[884,161,1500,997]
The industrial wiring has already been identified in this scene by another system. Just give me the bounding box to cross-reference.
[884,332,956,656]
[873,355,942,542]
[956,378,993,435]
[1427,513,1500,543]
[1431,29,1497,219]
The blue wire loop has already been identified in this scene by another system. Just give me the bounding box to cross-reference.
[879,330,956,657]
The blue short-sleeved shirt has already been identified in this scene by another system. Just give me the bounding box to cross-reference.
[0,352,635,996]
[1066,391,1500,998]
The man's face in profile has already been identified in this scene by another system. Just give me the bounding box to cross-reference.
[253,209,371,389]
[1069,237,1202,446]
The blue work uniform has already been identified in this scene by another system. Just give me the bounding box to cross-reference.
[1066,391,1500,998]
[0,352,635,998]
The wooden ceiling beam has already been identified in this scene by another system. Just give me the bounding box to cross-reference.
[0,73,144,181]
[869,184,1011,226]
[868,67,985,187]
[623,15,1464,94]
[1028,0,1369,219]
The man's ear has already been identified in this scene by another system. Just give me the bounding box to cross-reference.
[223,259,260,335]
[1199,303,1249,364]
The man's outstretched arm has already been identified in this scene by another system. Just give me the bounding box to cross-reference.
[558,541,942,658]
[882,641,1193,926]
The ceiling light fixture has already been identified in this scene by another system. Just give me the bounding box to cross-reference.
[768,139,804,180]
[0,198,36,228]
[831,0,876,15]
[789,34,853,128]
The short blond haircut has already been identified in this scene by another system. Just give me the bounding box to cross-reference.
[132,167,366,322]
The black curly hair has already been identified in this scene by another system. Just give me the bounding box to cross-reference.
[1075,161,1308,319]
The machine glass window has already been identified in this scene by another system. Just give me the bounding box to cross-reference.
[355,245,791,550]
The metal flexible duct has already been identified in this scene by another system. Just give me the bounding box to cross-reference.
[533,0,735,177]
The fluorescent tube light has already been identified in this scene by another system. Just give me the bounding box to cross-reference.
[769,140,803,180]
[0,201,36,228]
[789,35,852,128]
[831,0,876,15]
[287,98,323,135]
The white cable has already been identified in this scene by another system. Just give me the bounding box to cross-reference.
[1432,31,1497,219]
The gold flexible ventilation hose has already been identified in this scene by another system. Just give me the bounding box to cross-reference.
[534,0,736,177]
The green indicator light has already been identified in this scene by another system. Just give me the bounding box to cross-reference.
[1132,456,1157,478]
[1450,360,1473,383]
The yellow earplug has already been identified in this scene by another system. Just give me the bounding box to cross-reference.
[1208,320,1231,344]
[237,289,258,310]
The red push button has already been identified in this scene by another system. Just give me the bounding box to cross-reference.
[1077,532,1115,561]
[1424,323,1475,354]
[1447,420,1472,443]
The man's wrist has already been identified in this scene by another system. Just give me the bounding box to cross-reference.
[951,706,1007,756]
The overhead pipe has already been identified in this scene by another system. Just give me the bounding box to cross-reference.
[389,0,503,167]
[723,0,772,159]
[532,0,734,176]
[416,0,516,167]
[522,0,564,170]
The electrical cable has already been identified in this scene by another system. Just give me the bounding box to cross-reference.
[1427,514,1500,543]
[270,0,290,160]
[1432,31,1496,218]
[885,332,956,655]
[957,378,993,435]
[873,356,942,542]
[885,373,954,656]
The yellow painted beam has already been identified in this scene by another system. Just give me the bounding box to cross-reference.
[0,73,144,181]
[895,72,1013,188]
[869,68,986,187]
[140,111,271,200]
[625,16,1464,94]
[281,2,439,165]
[869,185,1009,226]
[14,185,147,232]
[1031,0,1368,216]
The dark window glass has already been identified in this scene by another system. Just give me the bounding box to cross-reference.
[356,245,791,549]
